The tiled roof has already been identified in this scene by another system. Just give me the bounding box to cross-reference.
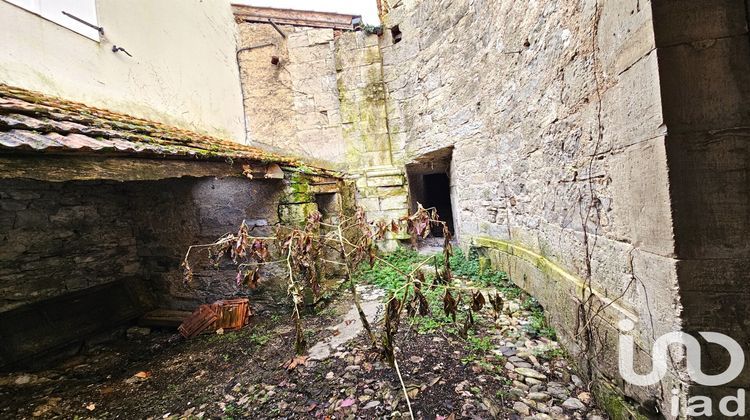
[0,84,307,167]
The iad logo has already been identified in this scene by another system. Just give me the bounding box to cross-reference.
[618,319,746,417]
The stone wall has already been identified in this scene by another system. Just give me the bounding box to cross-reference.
[0,179,142,313]
[237,23,411,230]
[380,0,682,416]
[653,0,750,409]
[336,32,410,228]
[0,177,290,313]
[237,22,347,165]
[0,171,351,366]
[129,177,286,311]
[234,4,750,414]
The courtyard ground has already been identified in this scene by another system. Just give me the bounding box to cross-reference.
[0,251,607,419]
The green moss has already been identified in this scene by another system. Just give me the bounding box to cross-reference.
[593,382,650,420]
[278,202,318,226]
[282,172,315,204]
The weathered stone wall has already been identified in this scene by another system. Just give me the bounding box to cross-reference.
[0,172,351,366]
[0,177,286,313]
[335,31,410,229]
[237,23,411,230]
[237,22,347,166]
[0,173,352,306]
[129,177,286,311]
[0,179,143,313]
[380,0,683,416]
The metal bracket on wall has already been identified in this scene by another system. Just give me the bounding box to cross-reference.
[268,18,286,38]
[61,11,104,34]
[236,42,275,54]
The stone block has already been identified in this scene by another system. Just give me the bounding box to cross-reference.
[356,197,380,212]
[306,28,334,45]
[336,45,381,71]
[336,66,366,91]
[666,131,750,260]
[278,202,319,226]
[286,32,310,49]
[366,174,404,188]
[379,193,408,211]
[597,0,655,75]
[658,36,750,133]
[288,44,332,64]
[600,50,665,151]
[608,136,674,257]
[361,150,392,168]
[335,31,362,50]
[652,0,748,46]
[363,133,392,153]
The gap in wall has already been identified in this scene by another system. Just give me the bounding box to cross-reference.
[406,147,455,238]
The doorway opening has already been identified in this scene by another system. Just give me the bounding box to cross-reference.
[406,147,455,238]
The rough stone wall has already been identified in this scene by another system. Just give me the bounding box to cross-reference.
[128,177,286,311]
[381,0,683,415]
[0,174,354,367]
[237,22,347,166]
[335,31,410,227]
[237,23,411,230]
[0,179,142,313]
[0,175,331,313]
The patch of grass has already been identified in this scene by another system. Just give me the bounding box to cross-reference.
[435,249,522,298]
[521,297,557,340]
[223,403,238,418]
[467,334,494,353]
[248,331,272,346]
[461,333,497,366]
[354,247,421,293]
[532,345,566,359]
[356,247,560,347]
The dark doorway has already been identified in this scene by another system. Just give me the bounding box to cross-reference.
[406,147,455,238]
[422,173,454,236]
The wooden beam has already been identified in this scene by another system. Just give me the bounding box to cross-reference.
[232,5,356,30]
[0,155,285,182]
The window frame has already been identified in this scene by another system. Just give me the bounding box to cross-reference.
[3,0,101,42]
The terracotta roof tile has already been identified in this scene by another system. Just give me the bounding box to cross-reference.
[0,84,323,171]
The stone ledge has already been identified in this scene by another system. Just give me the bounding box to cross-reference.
[471,236,638,322]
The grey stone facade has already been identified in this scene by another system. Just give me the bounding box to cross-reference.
[378,0,750,417]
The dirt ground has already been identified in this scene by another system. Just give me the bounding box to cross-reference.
[0,285,606,419]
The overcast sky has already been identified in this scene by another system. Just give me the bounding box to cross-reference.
[233,0,381,25]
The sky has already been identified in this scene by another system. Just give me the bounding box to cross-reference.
[233,0,381,25]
